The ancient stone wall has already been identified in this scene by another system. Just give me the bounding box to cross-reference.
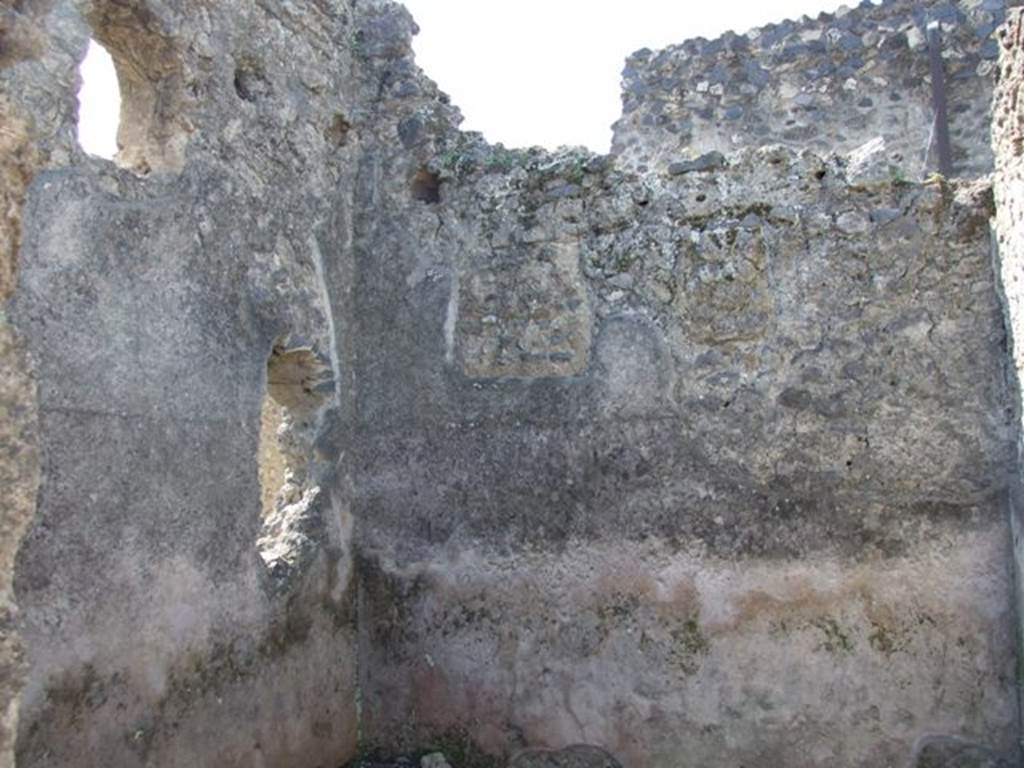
[613,0,1015,179]
[348,4,1021,766]
[0,6,65,766]
[352,137,1019,766]
[3,1,366,765]
[992,5,1024,749]
[2,0,1022,767]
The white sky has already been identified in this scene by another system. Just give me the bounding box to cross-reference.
[78,39,120,159]
[78,0,855,157]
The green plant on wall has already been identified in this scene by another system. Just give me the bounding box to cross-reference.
[888,164,907,185]
[483,145,519,173]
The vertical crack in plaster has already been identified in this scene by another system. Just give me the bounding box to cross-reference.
[444,265,458,366]
[310,233,343,398]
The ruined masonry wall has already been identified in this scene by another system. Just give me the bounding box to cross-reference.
[351,1,1021,765]
[2,1,373,766]
[613,0,1015,179]
[0,8,64,766]
[993,5,1024,739]
[0,0,1022,768]
[354,136,1018,767]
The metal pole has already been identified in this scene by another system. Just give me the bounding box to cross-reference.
[927,21,954,177]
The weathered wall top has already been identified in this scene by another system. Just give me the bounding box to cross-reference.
[612,0,1015,178]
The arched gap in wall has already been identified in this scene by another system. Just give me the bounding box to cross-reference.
[80,1,188,174]
[257,344,333,578]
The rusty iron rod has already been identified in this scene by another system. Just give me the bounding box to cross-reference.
[927,21,954,177]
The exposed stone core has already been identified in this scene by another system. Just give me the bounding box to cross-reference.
[612,0,1008,179]
[2,1,1024,767]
